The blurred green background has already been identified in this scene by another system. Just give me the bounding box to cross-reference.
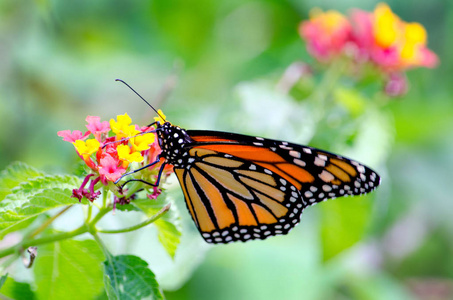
[1,0,452,299]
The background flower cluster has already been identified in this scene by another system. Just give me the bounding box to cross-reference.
[300,3,438,71]
[299,3,438,97]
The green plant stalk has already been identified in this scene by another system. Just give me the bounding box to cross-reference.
[0,207,113,260]
[0,225,88,259]
[311,58,348,120]
[124,181,143,199]
[96,204,171,234]
[27,205,73,239]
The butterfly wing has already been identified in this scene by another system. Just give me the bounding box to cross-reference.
[173,130,380,244]
[173,151,303,244]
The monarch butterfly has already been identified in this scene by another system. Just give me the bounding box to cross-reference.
[117,80,381,244]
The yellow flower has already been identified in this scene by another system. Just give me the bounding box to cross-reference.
[73,139,100,159]
[117,144,144,168]
[373,3,401,48]
[400,22,427,64]
[153,109,167,124]
[404,22,426,45]
[131,133,155,152]
[110,113,140,140]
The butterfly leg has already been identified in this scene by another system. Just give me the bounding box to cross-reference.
[114,157,161,184]
[120,162,167,189]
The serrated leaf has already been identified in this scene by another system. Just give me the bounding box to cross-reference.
[16,174,82,195]
[133,197,181,259]
[103,254,163,300]
[0,276,36,300]
[0,162,45,201]
[0,186,78,239]
[34,238,105,300]
[320,195,373,261]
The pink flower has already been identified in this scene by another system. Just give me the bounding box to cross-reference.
[86,116,110,141]
[57,130,90,143]
[384,72,408,97]
[147,186,162,200]
[71,174,101,202]
[98,155,126,184]
[299,9,352,61]
[349,4,438,72]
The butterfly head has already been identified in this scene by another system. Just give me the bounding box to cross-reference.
[156,122,193,164]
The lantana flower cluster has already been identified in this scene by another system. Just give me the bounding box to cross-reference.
[58,112,172,203]
[299,3,438,96]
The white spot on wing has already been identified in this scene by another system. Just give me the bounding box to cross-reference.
[289,150,301,158]
[314,157,326,167]
[322,185,332,192]
[357,165,365,173]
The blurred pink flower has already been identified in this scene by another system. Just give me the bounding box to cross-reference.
[384,72,408,97]
[299,9,352,61]
[350,3,438,71]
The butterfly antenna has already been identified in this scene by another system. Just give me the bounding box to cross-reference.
[115,79,167,122]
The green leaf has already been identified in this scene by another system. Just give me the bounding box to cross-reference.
[0,276,36,300]
[133,197,181,259]
[320,195,373,261]
[103,254,163,300]
[0,162,45,201]
[0,273,7,289]
[0,175,82,238]
[34,238,105,300]
[16,174,82,195]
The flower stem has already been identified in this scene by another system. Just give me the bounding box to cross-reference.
[0,206,112,260]
[0,225,88,259]
[88,207,112,229]
[26,205,73,239]
[311,59,348,120]
[91,232,112,260]
[96,204,170,234]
